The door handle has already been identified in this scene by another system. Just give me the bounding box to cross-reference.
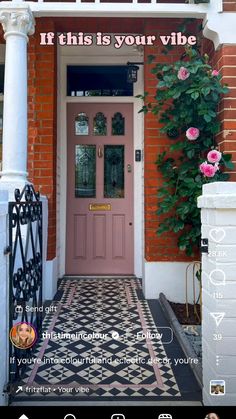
[98,146,103,158]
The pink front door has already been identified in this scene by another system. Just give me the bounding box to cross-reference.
[66,103,134,275]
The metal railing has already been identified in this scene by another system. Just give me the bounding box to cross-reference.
[8,184,43,383]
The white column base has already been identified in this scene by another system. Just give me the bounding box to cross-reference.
[0,178,31,201]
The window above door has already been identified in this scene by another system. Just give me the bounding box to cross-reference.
[67,65,133,97]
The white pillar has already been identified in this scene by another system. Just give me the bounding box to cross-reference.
[0,6,35,193]
[198,182,236,406]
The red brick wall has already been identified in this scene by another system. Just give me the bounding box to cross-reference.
[28,18,57,260]
[212,45,236,181]
[223,0,236,12]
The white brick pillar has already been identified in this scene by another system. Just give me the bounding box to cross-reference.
[0,5,35,196]
[198,182,236,406]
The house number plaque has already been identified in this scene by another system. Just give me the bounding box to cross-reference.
[89,203,111,211]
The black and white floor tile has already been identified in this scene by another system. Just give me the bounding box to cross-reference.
[13,277,200,401]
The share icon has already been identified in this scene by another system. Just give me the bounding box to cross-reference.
[210,312,225,327]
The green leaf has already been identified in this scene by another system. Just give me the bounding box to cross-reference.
[157,80,166,88]
[191,91,200,100]
[162,65,171,72]
[186,149,196,159]
[186,89,196,94]
[172,91,181,99]
[138,105,148,114]
[170,142,185,151]
[147,55,155,64]
[224,160,234,170]
[222,153,232,162]
[195,174,202,183]
[222,86,229,94]
[183,178,195,185]
[204,114,212,122]
[157,190,169,198]
[173,221,185,233]
[201,87,211,96]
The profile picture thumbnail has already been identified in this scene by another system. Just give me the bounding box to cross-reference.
[210,380,225,396]
[205,414,220,419]
[10,322,37,349]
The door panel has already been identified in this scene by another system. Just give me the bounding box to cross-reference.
[93,214,106,259]
[112,214,125,259]
[66,103,134,275]
[74,214,87,259]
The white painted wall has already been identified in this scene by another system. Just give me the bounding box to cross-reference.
[143,261,201,304]
[198,182,236,406]
[41,196,57,300]
[0,190,9,406]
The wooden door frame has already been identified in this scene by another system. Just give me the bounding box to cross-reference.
[58,46,144,279]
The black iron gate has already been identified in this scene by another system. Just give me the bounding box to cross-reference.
[8,184,43,383]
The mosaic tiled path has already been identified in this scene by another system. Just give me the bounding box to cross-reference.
[14,278,201,402]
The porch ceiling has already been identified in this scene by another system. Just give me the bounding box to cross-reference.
[1,1,212,19]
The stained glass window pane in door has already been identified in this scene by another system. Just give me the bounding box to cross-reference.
[75,145,96,198]
[75,112,89,136]
[112,112,125,135]
[104,145,124,198]
[93,112,107,136]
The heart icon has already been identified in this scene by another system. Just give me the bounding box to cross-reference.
[209,228,226,243]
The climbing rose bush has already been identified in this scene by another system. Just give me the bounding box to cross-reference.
[139,46,234,256]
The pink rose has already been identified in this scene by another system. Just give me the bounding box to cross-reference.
[200,163,217,178]
[177,67,190,81]
[186,127,200,141]
[199,162,208,174]
[212,70,219,76]
[207,150,222,163]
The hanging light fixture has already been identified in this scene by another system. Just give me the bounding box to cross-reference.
[127,62,143,83]
[127,65,139,83]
